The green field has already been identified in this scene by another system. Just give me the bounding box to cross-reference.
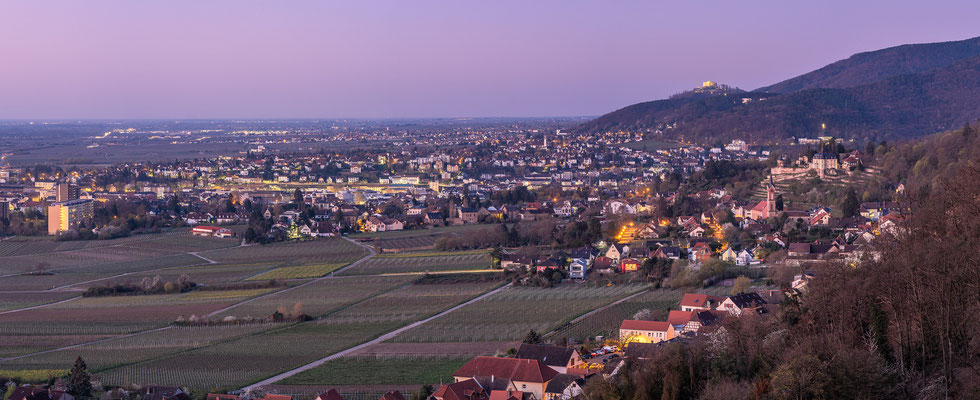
[279,356,470,385]
[339,252,491,276]
[246,263,349,281]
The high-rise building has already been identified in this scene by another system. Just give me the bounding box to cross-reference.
[56,183,80,202]
[47,199,94,235]
[0,201,8,220]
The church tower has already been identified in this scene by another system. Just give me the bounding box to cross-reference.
[766,175,776,216]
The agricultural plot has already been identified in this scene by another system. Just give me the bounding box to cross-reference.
[98,280,502,390]
[99,320,405,391]
[0,293,246,360]
[97,262,287,289]
[0,322,162,359]
[0,291,79,312]
[278,355,470,386]
[204,239,366,266]
[338,252,491,276]
[375,236,437,251]
[0,230,189,258]
[245,263,349,281]
[132,235,239,253]
[390,283,651,343]
[213,275,413,319]
[0,286,289,361]
[0,254,208,292]
[0,323,282,372]
[354,225,494,251]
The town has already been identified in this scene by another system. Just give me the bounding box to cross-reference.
[3,3,979,398]
[1,118,914,400]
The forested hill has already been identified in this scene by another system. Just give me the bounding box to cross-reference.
[758,36,980,93]
[578,42,980,144]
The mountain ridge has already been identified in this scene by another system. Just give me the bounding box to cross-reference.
[579,36,980,143]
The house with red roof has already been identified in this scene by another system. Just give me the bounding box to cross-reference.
[619,319,676,344]
[679,293,726,312]
[689,242,712,262]
[314,390,345,400]
[452,356,559,400]
[378,392,405,400]
[432,379,489,400]
[667,310,694,332]
[8,387,74,400]
[619,258,641,273]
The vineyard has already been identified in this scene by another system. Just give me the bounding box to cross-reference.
[352,225,493,252]
[0,291,78,312]
[213,275,413,318]
[338,252,491,276]
[203,239,367,265]
[1,323,282,371]
[389,283,651,343]
[246,263,350,281]
[98,280,501,390]
[278,355,470,385]
[0,233,677,392]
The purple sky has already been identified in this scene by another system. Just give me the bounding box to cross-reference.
[1,1,978,119]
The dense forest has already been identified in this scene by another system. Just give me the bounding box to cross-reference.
[580,159,980,399]
[758,36,980,93]
[875,123,980,197]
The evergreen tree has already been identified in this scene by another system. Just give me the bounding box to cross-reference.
[523,329,542,344]
[414,385,434,400]
[66,356,93,397]
[841,188,860,218]
[293,188,304,205]
[775,194,784,211]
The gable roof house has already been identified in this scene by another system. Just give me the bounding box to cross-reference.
[543,374,585,400]
[8,387,74,400]
[432,379,490,400]
[314,390,346,400]
[620,319,676,344]
[652,246,681,260]
[514,343,582,374]
[679,293,726,312]
[379,392,406,400]
[605,243,629,262]
[452,356,559,400]
[718,292,767,316]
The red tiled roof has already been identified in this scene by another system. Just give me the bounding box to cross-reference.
[667,310,693,326]
[679,293,723,309]
[379,391,405,400]
[454,356,559,383]
[315,390,344,400]
[488,391,524,400]
[434,379,487,400]
[620,320,670,332]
